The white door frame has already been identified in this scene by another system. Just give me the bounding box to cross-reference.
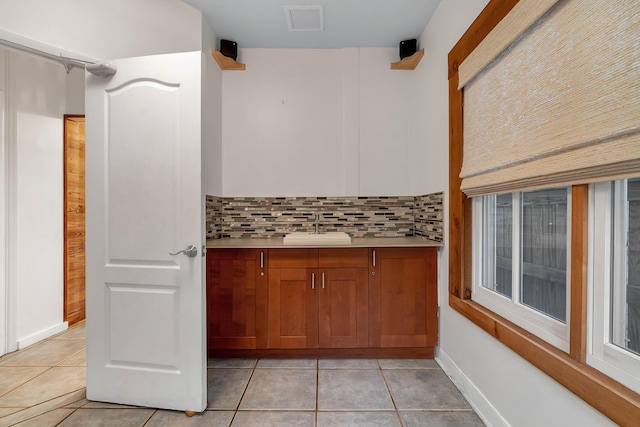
[0,83,7,357]
[1,60,18,357]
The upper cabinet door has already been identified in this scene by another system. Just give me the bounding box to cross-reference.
[85,51,206,412]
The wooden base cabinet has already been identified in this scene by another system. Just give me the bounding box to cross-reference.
[207,246,438,354]
[207,249,268,349]
[268,248,369,349]
[369,247,438,348]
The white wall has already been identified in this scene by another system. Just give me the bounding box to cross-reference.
[422,1,615,426]
[65,68,85,114]
[202,50,223,197]
[221,47,422,197]
[222,49,345,197]
[410,13,453,197]
[0,51,82,352]
[7,51,68,348]
[201,14,217,55]
[0,0,203,61]
[358,48,421,196]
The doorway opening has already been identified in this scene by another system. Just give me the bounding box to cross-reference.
[63,115,86,326]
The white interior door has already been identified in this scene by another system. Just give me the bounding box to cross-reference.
[85,51,206,412]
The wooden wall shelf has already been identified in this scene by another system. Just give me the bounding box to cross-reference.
[212,49,245,70]
[390,48,424,70]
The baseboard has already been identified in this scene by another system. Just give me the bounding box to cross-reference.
[17,321,68,350]
[208,347,434,359]
[436,348,510,427]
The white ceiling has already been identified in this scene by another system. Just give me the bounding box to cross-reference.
[180,0,441,49]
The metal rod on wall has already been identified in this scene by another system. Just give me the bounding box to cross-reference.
[0,38,90,73]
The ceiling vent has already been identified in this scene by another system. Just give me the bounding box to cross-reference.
[284,5,324,31]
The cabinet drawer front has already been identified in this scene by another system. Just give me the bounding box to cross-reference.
[319,248,368,268]
[371,247,435,259]
[269,248,319,268]
[207,248,261,260]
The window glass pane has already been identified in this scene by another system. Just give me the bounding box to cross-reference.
[482,193,513,298]
[613,178,640,355]
[520,188,568,322]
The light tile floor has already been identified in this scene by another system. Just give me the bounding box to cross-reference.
[0,322,485,426]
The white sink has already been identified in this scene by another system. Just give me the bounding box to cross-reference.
[283,232,352,245]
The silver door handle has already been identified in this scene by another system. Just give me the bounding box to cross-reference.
[169,245,198,258]
[322,272,325,289]
[311,272,315,290]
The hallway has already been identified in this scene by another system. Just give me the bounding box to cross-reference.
[0,323,483,426]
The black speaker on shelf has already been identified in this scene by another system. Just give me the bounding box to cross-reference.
[220,39,238,61]
[399,39,417,59]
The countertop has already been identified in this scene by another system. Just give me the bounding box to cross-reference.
[206,236,443,249]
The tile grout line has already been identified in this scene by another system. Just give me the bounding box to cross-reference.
[2,387,85,427]
[55,351,86,367]
[0,325,87,426]
[378,361,406,427]
[225,358,259,424]
[0,366,53,400]
[139,408,158,427]
[315,359,319,427]
[55,407,80,427]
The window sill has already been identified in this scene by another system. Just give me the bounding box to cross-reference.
[449,295,640,426]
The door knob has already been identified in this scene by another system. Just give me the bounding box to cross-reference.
[169,245,198,258]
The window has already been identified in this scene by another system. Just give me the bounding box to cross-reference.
[473,187,571,351]
[589,179,640,393]
[449,1,640,423]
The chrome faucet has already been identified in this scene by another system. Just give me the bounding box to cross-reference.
[315,214,320,234]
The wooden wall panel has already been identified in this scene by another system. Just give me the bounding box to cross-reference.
[64,116,86,326]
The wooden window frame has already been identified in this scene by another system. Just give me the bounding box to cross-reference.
[448,1,640,425]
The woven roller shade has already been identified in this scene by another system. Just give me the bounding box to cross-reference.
[460,0,640,197]
[457,0,559,89]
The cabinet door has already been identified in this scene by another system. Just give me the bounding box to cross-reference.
[268,268,319,348]
[207,249,268,349]
[369,247,438,348]
[319,268,369,348]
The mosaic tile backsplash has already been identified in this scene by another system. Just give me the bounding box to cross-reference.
[413,193,444,241]
[206,192,443,242]
[205,195,222,241]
